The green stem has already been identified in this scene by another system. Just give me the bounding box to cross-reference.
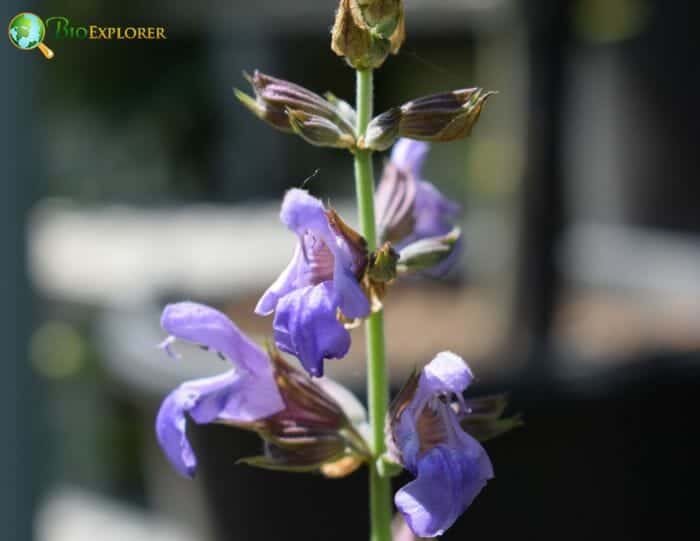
[354,68,392,541]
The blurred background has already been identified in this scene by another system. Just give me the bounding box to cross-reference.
[4,0,700,539]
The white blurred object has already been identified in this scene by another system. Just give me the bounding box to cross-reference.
[562,222,700,301]
[36,487,203,541]
[29,200,348,307]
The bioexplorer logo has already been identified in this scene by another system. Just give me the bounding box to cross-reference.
[8,13,167,59]
[8,12,54,58]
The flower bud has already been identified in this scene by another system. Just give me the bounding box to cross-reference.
[363,108,401,151]
[397,227,461,274]
[331,0,404,70]
[287,109,356,149]
[324,92,357,130]
[363,88,495,150]
[238,348,370,476]
[235,70,356,146]
[234,86,292,133]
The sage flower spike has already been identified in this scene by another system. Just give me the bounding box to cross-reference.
[387,352,494,538]
[235,70,356,148]
[364,88,495,150]
[155,302,370,479]
[256,189,371,377]
[375,138,462,276]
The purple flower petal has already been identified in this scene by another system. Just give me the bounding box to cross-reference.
[256,245,306,316]
[395,444,493,538]
[280,188,333,239]
[333,267,370,319]
[161,302,268,374]
[391,138,430,179]
[422,351,473,395]
[156,302,286,477]
[272,282,350,377]
[412,180,461,240]
[155,370,243,478]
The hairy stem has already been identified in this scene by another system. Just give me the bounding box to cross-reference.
[354,68,392,541]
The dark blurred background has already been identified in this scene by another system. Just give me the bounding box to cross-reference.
[4,0,700,540]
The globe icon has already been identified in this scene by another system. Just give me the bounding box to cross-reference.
[8,12,44,49]
[8,12,53,58]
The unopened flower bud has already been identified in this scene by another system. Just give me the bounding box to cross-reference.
[234,86,292,133]
[325,92,357,130]
[363,107,401,151]
[363,88,495,150]
[235,70,356,146]
[287,109,356,149]
[331,0,403,70]
[397,228,461,274]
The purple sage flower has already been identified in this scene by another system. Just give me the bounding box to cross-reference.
[256,188,370,377]
[388,351,494,538]
[375,138,462,276]
[155,302,285,478]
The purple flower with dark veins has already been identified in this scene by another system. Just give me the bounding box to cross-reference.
[256,188,370,377]
[387,352,494,538]
[155,302,286,478]
[375,138,462,276]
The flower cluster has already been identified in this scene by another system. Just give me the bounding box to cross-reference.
[152,2,519,539]
[156,303,518,534]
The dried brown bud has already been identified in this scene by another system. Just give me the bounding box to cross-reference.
[330,0,404,70]
[363,88,496,150]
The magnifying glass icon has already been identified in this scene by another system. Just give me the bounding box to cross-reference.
[8,12,55,59]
